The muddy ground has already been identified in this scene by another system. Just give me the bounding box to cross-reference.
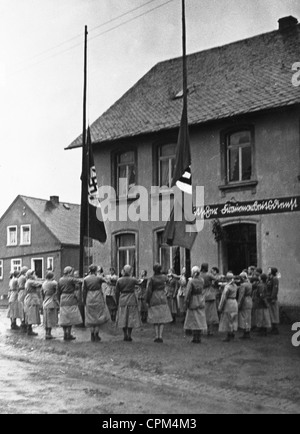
[0,308,299,414]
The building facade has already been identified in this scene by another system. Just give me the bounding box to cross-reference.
[69,16,300,313]
[0,195,82,298]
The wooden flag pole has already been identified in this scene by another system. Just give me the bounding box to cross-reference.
[79,25,88,278]
[181,0,191,278]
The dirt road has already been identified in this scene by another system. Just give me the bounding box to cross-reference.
[0,309,299,414]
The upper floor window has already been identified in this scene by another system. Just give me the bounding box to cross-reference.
[47,257,54,272]
[7,226,17,246]
[158,144,176,189]
[21,225,31,245]
[226,130,252,183]
[0,260,3,280]
[115,151,136,197]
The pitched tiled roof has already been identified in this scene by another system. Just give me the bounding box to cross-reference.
[21,196,80,246]
[68,22,300,149]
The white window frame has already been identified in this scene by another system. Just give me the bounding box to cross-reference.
[11,259,22,273]
[47,257,54,272]
[0,260,3,280]
[20,224,31,246]
[7,226,18,246]
[31,258,44,279]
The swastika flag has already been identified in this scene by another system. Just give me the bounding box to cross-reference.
[81,127,107,243]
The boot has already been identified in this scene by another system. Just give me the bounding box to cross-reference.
[11,320,20,331]
[127,328,133,342]
[239,331,251,340]
[68,327,76,341]
[271,325,279,335]
[123,328,129,341]
[20,322,27,333]
[63,327,69,341]
[94,333,101,342]
[45,328,54,340]
[27,325,38,337]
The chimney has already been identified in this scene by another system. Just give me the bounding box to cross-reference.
[278,16,298,31]
[50,196,59,206]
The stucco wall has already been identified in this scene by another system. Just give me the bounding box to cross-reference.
[92,107,300,307]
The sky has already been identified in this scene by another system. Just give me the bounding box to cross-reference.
[1,0,300,217]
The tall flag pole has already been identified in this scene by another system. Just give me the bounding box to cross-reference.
[164,0,197,273]
[79,25,88,278]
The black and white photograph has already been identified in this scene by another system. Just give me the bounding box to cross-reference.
[0,0,300,416]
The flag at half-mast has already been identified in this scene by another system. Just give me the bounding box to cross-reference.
[164,98,197,250]
[81,127,107,243]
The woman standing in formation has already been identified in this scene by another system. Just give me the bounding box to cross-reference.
[138,270,148,324]
[146,264,173,343]
[83,265,110,342]
[255,273,271,336]
[218,273,238,342]
[105,268,118,323]
[7,271,22,330]
[166,269,179,323]
[177,267,187,323]
[42,272,59,340]
[184,266,207,344]
[18,267,29,333]
[24,270,43,336]
[238,272,253,340]
[115,265,141,342]
[58,267,82,341]
[267,268,280,335]
[201,263,219,337]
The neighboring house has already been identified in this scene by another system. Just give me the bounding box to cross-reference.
[68,16,300,312]
[0,195,82,298]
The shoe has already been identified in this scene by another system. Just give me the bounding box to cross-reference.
[11,324,20,331]
[91,333,95,342]
[154,338,160,343]
[68,335,76,341]
[158,338,163,343]
[28,331,38,337]
[94,334,101,342]
[45,336,54,340]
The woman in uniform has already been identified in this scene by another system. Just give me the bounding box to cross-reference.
[24,270,43,336]
[115,265,141,342]
[201,263,219,337]
[238,272,253,340]
[218,272,238,342]
[146,264,173,343]
[57,267,83,341]
[267,268,280,335]
[166,269,179,323]
[255,273,271,337]
[83,265,110,342]
[18,267,29,333]
[184,266,207,344]
[7,271,21,331]
[42,272,59,340]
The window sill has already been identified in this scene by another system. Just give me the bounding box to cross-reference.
[7,244,18,248]
[219,180,258,195]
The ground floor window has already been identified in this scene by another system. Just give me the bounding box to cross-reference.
[116,233,136,276]
[11,259,22,273]
[157,231,181,274]
[222,223,257,275]
[47,257,54,272]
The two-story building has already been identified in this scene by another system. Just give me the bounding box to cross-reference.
[68,16,300,315]
[0,195,82,298]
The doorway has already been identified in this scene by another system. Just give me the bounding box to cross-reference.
[31,258,44,279]
[222,223,257,275]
